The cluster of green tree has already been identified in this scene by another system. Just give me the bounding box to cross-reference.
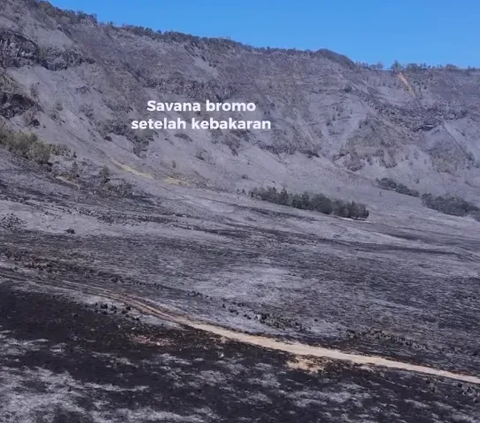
[249,187,369,219]
[376,178,419,197]
[421,194,480,220]
[0,126,72,165]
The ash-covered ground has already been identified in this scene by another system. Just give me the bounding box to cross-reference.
[1,162,480,422]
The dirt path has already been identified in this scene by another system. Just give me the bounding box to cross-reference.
[127,296,480,385]
[5,276,480,385]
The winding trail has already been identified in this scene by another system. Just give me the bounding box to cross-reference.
[3,273,480,385]
[126,296,480,385]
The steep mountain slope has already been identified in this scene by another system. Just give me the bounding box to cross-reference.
[1,0,480,203]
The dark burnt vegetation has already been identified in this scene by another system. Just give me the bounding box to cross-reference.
[249,187,370,219]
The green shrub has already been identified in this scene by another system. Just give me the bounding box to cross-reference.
[0,129,49,164]
[27,140,51,164]
[0,126,70,165]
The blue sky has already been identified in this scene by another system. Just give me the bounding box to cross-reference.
[49,0,480,67]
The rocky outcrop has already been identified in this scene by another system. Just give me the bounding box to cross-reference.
[41,47,95,71]
[145,76,238,102]
[0,29,39,68]
[0,72,37,119]
[0,29,94,70]
[0,92,36,119]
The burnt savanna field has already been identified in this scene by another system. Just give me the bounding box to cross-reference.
[1,161,480,422]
